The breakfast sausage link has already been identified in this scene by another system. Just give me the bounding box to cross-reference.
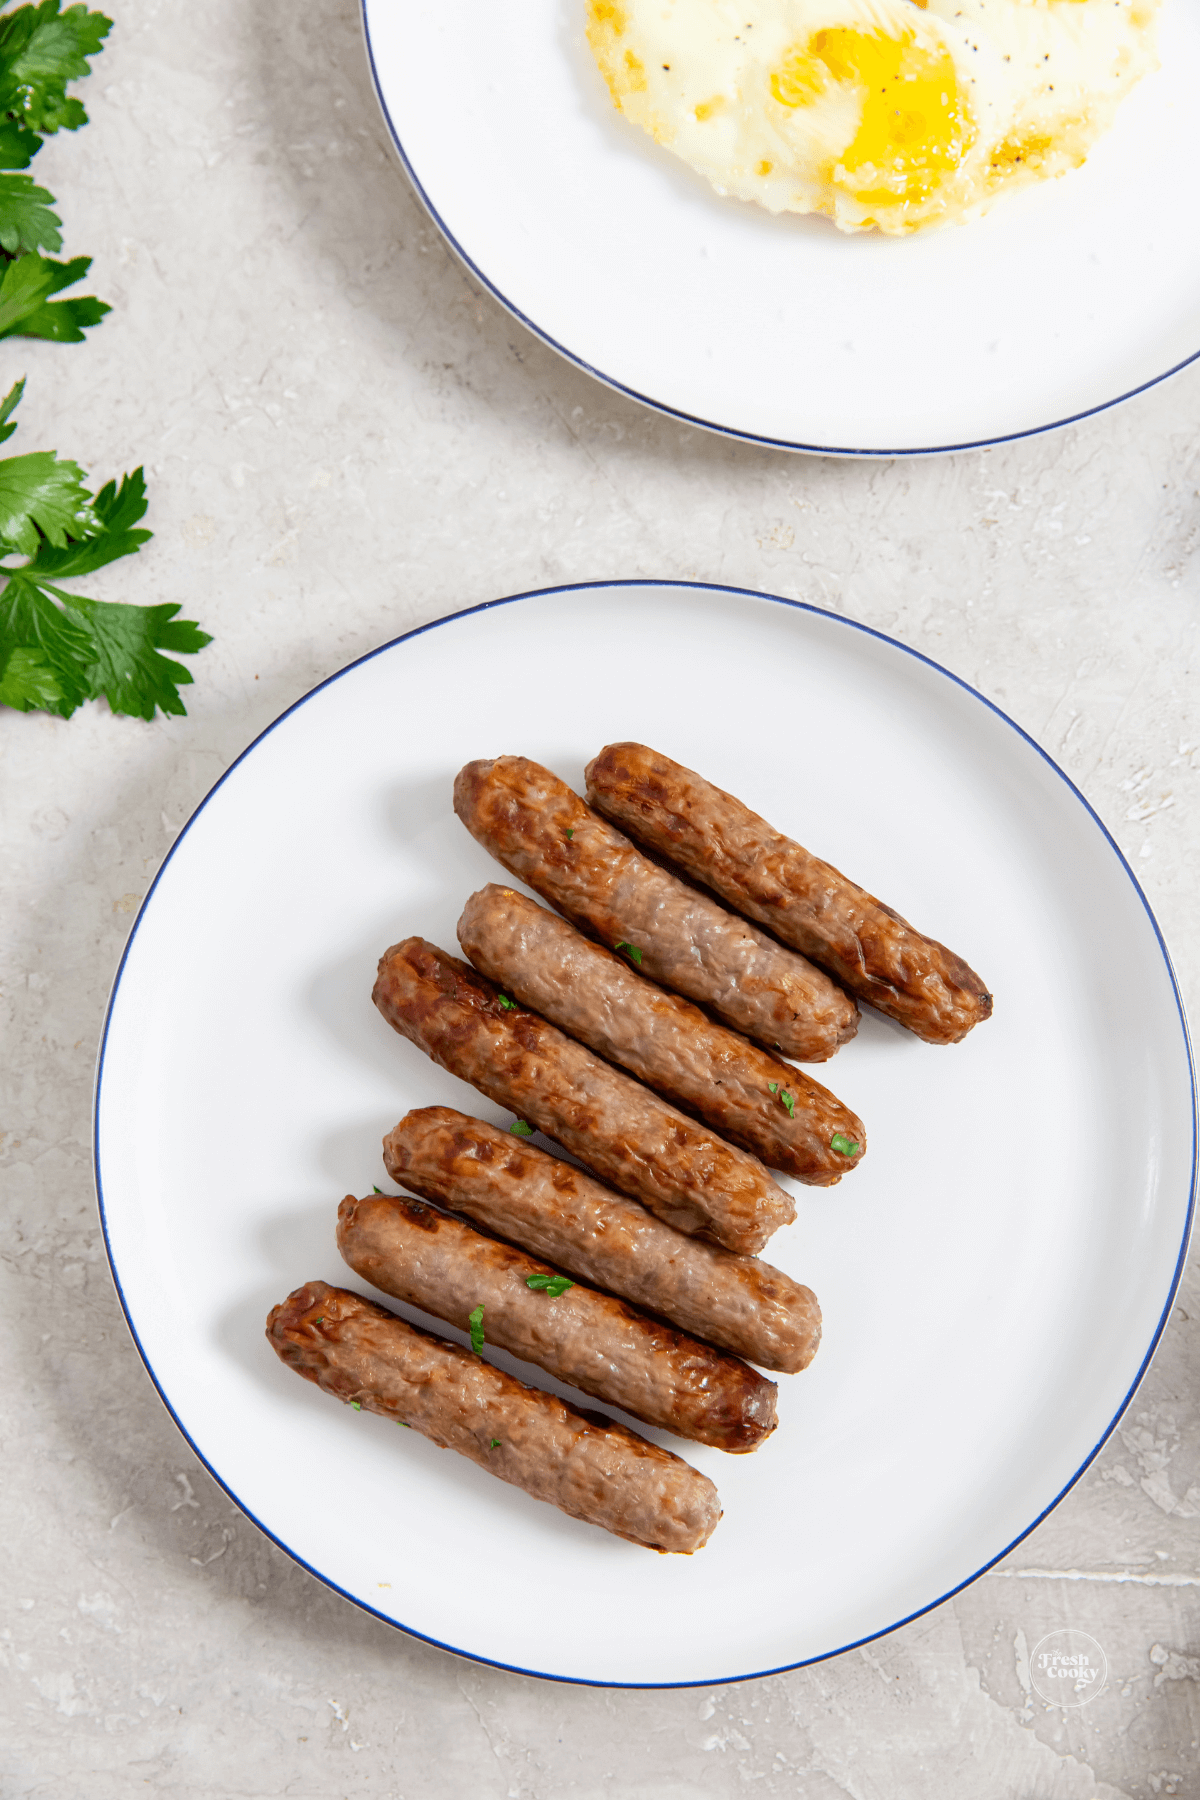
[337,1193,777,1451]
[453,755,857,1062]
[266,1281,721,1553]
[383,1107,821,1374]
[586,742,992,1046]
[372,937,795,1255]
[458,883,865,1183]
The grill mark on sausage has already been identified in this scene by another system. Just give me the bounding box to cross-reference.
[372,937,795,1255]
[266,1281,721,1552]
[586,742,992,1046]
[452,755,857,1062]
[383,1107,821,1374]
[457,883,865,1184]
[337,1193,777,1452]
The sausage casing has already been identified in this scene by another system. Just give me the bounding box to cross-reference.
[337,1193,777,1451]
[458,882,865,1184]
[372,937,795,1255]
[266,1281,721,1552]
[453,755,857,1062]
[383,1107,821,1374]
[587,742,992,1047]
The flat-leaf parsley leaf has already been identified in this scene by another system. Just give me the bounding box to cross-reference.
[830,1132,861,1157]
[509,1119,534,1137]
[0,250,107,340]
[468,1304,485,1356]
[615,940,643,966]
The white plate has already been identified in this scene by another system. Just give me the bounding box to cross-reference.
[362,0,1200,454]
[95,583,1195,1686]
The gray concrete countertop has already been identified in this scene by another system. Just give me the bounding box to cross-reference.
[3,1,1199,1794]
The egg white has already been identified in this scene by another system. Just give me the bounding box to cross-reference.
[586,0,1161,234]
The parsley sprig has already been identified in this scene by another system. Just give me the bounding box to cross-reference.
[0,0,111,341]
[0,379,211,718]
[767,1081,796,1118]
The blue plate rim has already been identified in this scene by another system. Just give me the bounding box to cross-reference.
[357,0,1199,459]
[93,578,1198,1688]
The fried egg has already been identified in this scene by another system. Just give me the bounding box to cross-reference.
[586,0,1160,234]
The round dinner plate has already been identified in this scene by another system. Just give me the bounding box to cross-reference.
[96,582,1195,1686]
[362,0,1199,455]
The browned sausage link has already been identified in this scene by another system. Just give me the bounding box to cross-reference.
[337,1194,777,1452]
[372,938,795,1254]
[453,756,857,1062]
[458,883,865,1183]
[383,1107,821,1373]
[266,1281,721,1553]
[587,742,992,1047]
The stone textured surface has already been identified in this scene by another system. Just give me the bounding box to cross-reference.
[3,0,1200,1793]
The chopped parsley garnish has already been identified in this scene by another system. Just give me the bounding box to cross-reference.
[615,941,643,966]
[509,1119,534,1137]
[768,1081,778,1094]
[565,828,574,839]
[489,1438,501,1449]
[372,1185,383,1193]
[498,993,515,1010]
[768,1082,795,1117]
[830,1133,861,1157]
[526,1273,574,1297]
[397,1418,410,1427]
[468,1305,485,1356]
[350,1400,362,1411]
[312,1317,324,1324]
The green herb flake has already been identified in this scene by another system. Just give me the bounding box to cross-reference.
[468,1304,485,1356]
[565,827,574,839]
[350,1400,362,1411]
[312,1317,325,1324]
[498,993,515,1010]
[780,1089,795,1118]
[615,941,643,966]
[768,1082,779,1095]
[526,1273,575,1297]
[830,1132,861,1158]
[372,1185,383,1193]
[509,1119,534,1137]
[397,1418,410,1427]
[489,1438,501,1449]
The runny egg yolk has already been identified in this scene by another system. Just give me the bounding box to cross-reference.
[770,28,974,209]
